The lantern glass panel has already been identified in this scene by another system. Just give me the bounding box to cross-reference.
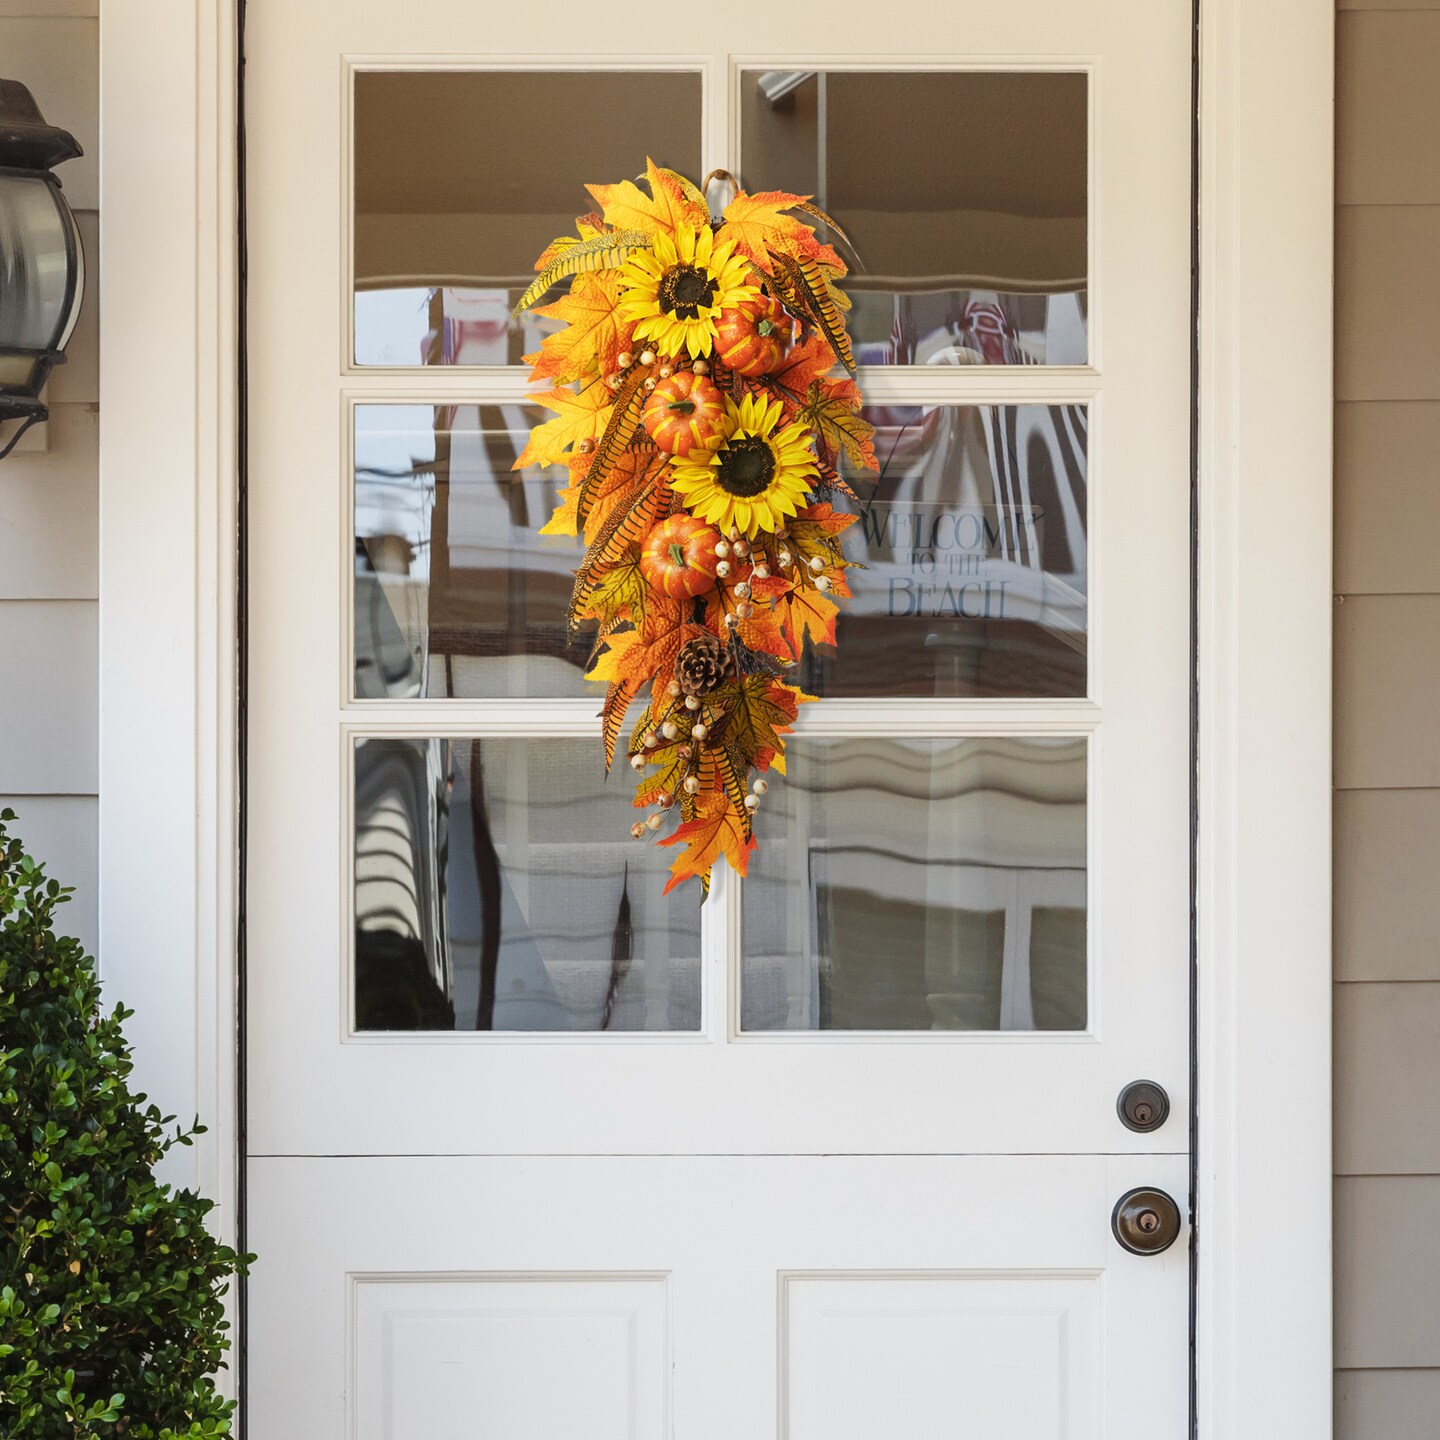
[0,174,75,353]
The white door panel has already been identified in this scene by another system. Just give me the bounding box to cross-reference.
[246,0,1194,1431]
[248,1154,1188,1439]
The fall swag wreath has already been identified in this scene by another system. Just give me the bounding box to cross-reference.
[515,160,876,893]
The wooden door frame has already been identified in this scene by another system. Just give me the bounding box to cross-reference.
[97,2,1334,1433]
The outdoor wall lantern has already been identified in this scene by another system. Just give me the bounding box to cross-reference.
[0,78,85,460]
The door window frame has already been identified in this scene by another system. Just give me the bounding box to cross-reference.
[96,3,1334,1432]
[339,56,1104,1043]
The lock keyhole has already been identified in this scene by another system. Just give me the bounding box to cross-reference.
[1111,1188,1183,1255]
[1116,1080,1170,1134]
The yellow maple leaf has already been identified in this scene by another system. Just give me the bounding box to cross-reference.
[587,157,709,240]
[659,792,756,893]
[539,486,580,536]
[514,381,611,470]
[524,270,633,385]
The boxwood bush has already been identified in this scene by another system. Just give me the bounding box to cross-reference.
[0,809,250,1437]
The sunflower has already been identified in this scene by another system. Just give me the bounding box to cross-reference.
[670,393,818,538]
[617,223,756,360]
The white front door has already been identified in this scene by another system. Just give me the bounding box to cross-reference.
[244,3,1193,1434]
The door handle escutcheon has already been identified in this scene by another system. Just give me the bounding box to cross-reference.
[1111,1187,1183,1255]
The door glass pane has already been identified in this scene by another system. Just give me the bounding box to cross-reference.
[354,404,588,699]
[740,737,1087,1032]
[353,70,703,366]
[806,403,1087,697]
[739,70,1088,365]
[354,401,1087,701]
[354,737,701,1032]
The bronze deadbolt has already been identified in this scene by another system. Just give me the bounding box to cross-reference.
[1111,1186,1184,1255]
[1116,1079,1170,1134]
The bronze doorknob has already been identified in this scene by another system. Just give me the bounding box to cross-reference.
[1111,1186,1183,1255]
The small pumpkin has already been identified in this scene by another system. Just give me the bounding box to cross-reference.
[642,371,725,458]
[640,515,723,599]
[714,292,790,377]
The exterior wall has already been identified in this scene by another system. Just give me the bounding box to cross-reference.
[1334,4,1440,1433]
[0,2,99,958]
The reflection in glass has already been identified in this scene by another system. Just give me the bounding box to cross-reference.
[741,737,1087,1032]
[353,70,702,366]
[740,71,1088,365]
[808,403,1087,697]
[354,737,701,1032]
[354,402,1085,702]
[354,404,590,699]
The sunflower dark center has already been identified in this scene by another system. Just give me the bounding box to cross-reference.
[658,263,718,319]
[716,436,777,497]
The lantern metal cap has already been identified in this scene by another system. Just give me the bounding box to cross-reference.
[0,79,81,172]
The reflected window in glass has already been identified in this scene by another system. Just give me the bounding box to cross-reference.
[741,737,1087,1032]
[354,737,702,1032]
[353,70,703,366]
[807,403,1087,697]
[740,70,1088,366]
[354,404,592,699]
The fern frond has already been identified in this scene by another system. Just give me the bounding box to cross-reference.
[714,744,753,841]
[601,677,640,771]
[576,369,649,528]
[513,229,652,316]
[570,474,671,623]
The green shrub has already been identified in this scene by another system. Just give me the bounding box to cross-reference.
[0,809,250,1437]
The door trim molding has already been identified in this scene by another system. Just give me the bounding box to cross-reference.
[97,0,242,1353]
[1195,0,1333,1433]
[98,1,1333,1430]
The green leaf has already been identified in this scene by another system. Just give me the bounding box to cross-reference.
[0,807,248,1439]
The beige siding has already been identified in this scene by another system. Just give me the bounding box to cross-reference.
[1335,7,1440,1429]
[0,16,98,955]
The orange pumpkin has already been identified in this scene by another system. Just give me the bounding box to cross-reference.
[642,372,725,458]
[640,515,723,599]
[714,292,790,377]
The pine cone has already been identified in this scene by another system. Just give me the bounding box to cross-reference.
[675,634,735,696]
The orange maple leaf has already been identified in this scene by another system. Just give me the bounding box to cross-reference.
[786,502,858,566]
[588,605,693,769]
[659,791,757,893]
[587,157,709,240]
[793,501,858,536]
[514,381,612,470]
[751,574,843,652]
[703,590,795,663]
[587,603,690,688]
[524,270,634,384]
[749,334,838,410]
[717,189,812,262]
[543,448,644,540]
[795,377,878,472]
[581,449,658,546]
